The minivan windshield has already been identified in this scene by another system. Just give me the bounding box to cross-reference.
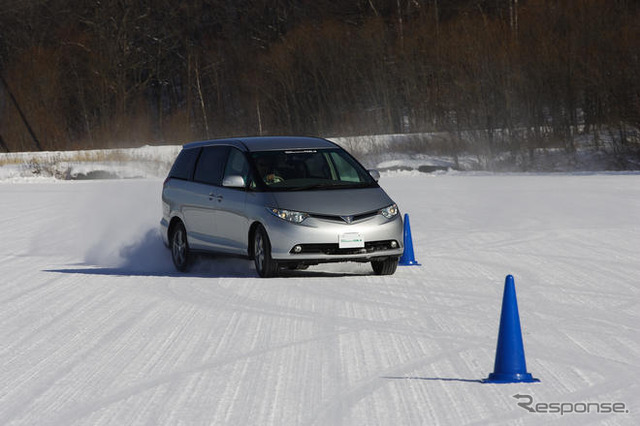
[250,148,377,191]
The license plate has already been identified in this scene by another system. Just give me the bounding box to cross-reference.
[339,232,364,248]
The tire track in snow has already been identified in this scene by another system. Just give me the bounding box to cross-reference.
[33,271,490,425]
[41,328,356,425]
[0,278,162,424]
[308,343,489,425]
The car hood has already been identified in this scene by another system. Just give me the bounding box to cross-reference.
[272,187,394,216]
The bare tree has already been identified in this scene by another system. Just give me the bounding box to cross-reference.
[0,0,638,165]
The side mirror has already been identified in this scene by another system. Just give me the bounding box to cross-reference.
[222,175,245,188]
[368,169,380,182]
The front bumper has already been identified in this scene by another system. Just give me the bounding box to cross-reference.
[263,212,404,262]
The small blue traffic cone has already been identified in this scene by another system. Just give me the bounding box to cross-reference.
[484,275,539,384]
[399,213,420,266]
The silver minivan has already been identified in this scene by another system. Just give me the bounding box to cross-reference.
[161,136,403,277]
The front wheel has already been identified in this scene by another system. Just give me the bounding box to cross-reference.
[253,225,279,278]
[170,221,190,272]
[371,257,398,275]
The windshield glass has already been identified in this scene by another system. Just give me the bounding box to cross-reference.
[250,148,376,191]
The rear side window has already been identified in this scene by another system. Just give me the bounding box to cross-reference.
[193,146,230,186]
[168,147,200,180]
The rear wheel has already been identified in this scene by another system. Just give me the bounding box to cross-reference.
[170,221,190,272]
[254,225,278,278]
[371,257,398,275]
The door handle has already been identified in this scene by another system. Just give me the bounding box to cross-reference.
[208,193,223,202]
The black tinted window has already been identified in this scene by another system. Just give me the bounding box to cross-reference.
[168,147,200,180]
[193,146,230,186]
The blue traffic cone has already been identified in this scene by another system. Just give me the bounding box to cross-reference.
[399,213,420,266]
[484,275,539,384]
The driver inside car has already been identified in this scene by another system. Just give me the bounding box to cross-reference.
[254,156,283,184]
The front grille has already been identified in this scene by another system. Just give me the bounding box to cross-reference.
[290,240,398,255]
[309,210,379,224]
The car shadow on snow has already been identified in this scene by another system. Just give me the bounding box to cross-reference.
[44,228,254,278]
[277,268,372,278]
[45,261,373,279]
[44,228,373,279]
[45,255,260,279]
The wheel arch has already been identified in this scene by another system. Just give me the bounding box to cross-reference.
[168,216,185,241]
[247,221,264,259]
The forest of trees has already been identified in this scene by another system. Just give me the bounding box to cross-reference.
[1,0,639,162]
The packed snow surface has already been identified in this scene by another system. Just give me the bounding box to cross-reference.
[1,173,639,425]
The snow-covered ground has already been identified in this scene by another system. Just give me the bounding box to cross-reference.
[1,171,638,425]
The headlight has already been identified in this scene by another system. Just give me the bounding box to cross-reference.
[379,203,399,219]
[268,207,309,223]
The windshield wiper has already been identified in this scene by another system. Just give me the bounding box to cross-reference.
[287,182,373,191]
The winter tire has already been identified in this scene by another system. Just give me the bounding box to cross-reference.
[371,257,398,275]
[171,221,190,272]
[254,224,278,278]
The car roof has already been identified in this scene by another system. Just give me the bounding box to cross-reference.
[182,136,338,152]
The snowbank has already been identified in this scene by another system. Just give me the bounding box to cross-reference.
[1,134,637,182]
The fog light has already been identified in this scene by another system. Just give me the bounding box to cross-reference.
[390,241,398,248]
[293,245,303,253]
